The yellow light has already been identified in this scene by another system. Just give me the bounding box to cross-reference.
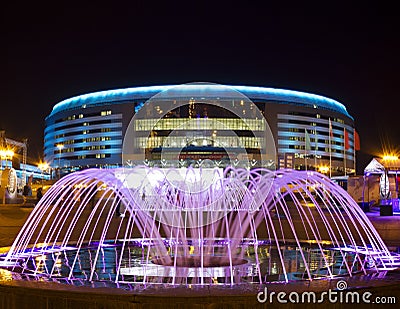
[0,149,14,159]
[5,150,14,158]
[318,166,330,174]
[35,255,46,262]
[0,269,13,281]
[382,155,399,161]
[56,144,64,150]
[73,183,87,189]
[55,259,62,268]
[38,162,49,171]
[302,202,316,208]
[305,239,332,246]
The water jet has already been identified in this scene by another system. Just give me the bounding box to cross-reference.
[1,166,398,290]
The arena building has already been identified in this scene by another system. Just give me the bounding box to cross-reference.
[44,83,357,176]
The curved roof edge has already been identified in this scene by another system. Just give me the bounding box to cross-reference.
[48,85,353,119]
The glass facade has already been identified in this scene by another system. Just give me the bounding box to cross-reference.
[134,118,265,150]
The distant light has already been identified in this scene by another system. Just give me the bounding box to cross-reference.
[318,166,330,174]
[38,162,49,171]
[382,155,398,161]
[56,144,64,150]
[0,149,14,159]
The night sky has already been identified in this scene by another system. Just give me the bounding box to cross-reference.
[2,3,399,173]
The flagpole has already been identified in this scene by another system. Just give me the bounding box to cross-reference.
[305,129,307,172]
[314,130,317,170]
[329,119,332,178]
[344,127,347,177]
[305,146,307,172]
[353,129,356,174]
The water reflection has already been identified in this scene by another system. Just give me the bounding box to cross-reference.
[18,240,361,288]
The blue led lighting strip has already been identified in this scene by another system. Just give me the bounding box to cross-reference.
[49,85,352,119]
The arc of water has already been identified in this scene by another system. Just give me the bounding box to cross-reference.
[312,182,363,275]
[3,166,398,286]
[89,190,121,282]
[9,175,79,273]
[67,187,113,280]
[270,190,314,280]
[247,209,263,283]
[261,202,288,282]
[324,180,391,269]
[278,173,351,278]
[115,211,135,283]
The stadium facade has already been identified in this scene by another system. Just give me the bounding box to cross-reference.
[44,83,356,176]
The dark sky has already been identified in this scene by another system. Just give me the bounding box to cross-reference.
[2,3,399,173]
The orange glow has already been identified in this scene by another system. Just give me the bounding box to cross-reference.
[0,149,14,159]
[318,166,330,174]
[38,162,49,171]
[382,154,399,161]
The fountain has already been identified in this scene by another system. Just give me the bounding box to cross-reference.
[1,166,399,289]
[1,83,399,307]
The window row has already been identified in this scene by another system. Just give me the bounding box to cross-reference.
[134,136,264,149]
[134,118,266,132]
[54,127,121,138]
[53,144,121,154]
[55,110,112,123]
[64,154,112,160]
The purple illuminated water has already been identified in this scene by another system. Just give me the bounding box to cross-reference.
[0,167,399,288]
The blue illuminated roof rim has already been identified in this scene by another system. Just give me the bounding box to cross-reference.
[50,84,352,118]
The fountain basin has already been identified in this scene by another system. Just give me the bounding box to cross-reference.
[1,167,399,290]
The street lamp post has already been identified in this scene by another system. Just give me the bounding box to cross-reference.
[382,154,399,200]
[56,144,64,179]
[38,162,49,186]
[0,150,5,170]
[0,149,14,170]
[0,149,14,204]
[379,154,399,215]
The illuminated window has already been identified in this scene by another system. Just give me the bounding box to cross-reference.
[134,118,264,132]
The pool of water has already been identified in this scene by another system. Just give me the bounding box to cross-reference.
[3,239,366,288]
